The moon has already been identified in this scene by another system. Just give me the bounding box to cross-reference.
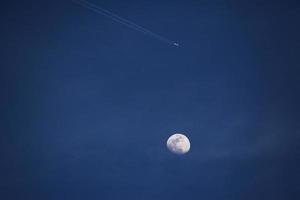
[166,133,190,154]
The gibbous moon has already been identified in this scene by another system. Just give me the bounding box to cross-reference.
[167,133,190,154]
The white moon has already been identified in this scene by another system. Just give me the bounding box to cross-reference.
[166,133,190,154]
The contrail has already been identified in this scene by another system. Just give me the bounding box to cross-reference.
[72,0,179,47]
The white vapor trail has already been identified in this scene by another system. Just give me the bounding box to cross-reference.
[72,0,179,47]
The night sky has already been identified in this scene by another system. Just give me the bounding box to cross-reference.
[1,0,300,199]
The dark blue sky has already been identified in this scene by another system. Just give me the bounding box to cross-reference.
[1,0,300,199]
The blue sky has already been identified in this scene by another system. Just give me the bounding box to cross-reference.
[1,0,299,199]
